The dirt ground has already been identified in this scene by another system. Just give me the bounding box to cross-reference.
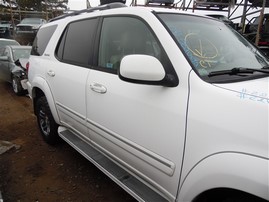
[0,80,136,202]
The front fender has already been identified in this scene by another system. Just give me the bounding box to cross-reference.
[177,152,269,201]
[31,76,60,124]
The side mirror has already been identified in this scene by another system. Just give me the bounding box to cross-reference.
[119,54,176,87]
[0,56,9,61]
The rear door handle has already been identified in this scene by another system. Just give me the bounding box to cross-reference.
[90,83,107,94]
[47,70,55,77]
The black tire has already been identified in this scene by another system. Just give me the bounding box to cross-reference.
[36,96,60,145]
[12,75,26,95]
[196,189,268,202]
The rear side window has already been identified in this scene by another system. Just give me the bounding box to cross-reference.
[31,25,57,56]
[56,18,98,66]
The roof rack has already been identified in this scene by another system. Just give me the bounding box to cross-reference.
[49,3,127,22]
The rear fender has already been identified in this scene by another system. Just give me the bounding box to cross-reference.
[31,76,60,124]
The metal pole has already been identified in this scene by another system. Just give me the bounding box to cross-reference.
[9,0,15,38]
[240,0,248,33]
[255,0,266,46]
[45,0,48,21]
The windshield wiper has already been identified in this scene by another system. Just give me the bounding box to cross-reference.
[208,67,269,77]
[261,65,269,70]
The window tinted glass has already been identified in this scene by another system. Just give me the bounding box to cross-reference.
[56,30,67,60]
[98,17,162,71]
[57,18,97,66]
[31,25,57,56]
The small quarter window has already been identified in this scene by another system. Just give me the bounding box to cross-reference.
[31,25,57,56]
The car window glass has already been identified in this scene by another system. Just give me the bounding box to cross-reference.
[56,30,67,60]
[98,17,162,71]
[31,25,57,56]
[263,16,269,33]
[0,47,5,56]
[56,18,97,66]
[12,48,31,61]
[3,48,10,58]
[0,40,20,47]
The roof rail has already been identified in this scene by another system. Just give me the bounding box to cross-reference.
[49,3,127,22]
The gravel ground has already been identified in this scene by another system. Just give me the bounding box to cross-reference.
[0,80,136,202]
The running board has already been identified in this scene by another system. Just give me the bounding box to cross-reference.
[58,126,168,202]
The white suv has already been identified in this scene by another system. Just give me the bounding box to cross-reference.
[26,3,269,202]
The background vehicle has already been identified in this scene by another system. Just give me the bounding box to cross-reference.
[0,38,20,48]
[0,45,31,95]
[195,0,236,9]
[0,21,13,38]
[206,14,236,28]
[146,0,174,6]
[244,13,269,55]
[15,18,46,45]
[27,3,269,202]
[100,0,126,5]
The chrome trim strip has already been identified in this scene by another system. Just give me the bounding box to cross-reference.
[86,118,174,171]
[56,102,85,120]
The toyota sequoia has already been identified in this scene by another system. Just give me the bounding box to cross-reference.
[26,3,269,202]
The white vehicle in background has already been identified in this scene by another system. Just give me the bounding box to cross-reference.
[0,38,20,48]
[26,3,269,202]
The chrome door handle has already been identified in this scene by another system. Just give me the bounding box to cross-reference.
[90,83,107,94]
[47,70,55,77]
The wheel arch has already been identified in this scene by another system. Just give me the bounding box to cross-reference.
[177,152,269,202]
[193,188,268,202]
[31,76,60,124]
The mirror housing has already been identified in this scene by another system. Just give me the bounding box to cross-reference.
[119,54,177,87]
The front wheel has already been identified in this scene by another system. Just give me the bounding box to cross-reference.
[36,96,60,145]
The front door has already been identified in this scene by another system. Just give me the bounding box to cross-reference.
[86,15,187,200]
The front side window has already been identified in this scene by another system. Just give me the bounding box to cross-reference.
[158,14,269,83]
[98,16,162,71]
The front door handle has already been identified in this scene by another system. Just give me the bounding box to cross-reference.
[90,83,107,94]
[47,70,55,77]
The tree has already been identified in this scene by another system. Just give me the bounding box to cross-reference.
[16,0,68,11]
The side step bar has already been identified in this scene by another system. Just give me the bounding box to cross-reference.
[58,126,168,202]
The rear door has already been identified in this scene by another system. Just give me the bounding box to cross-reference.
[86,15,187,200]
[45,18,98,137]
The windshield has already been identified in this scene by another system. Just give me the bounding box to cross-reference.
[158,13,269,82]
[20,18,42,24]
[0,40,20,47]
